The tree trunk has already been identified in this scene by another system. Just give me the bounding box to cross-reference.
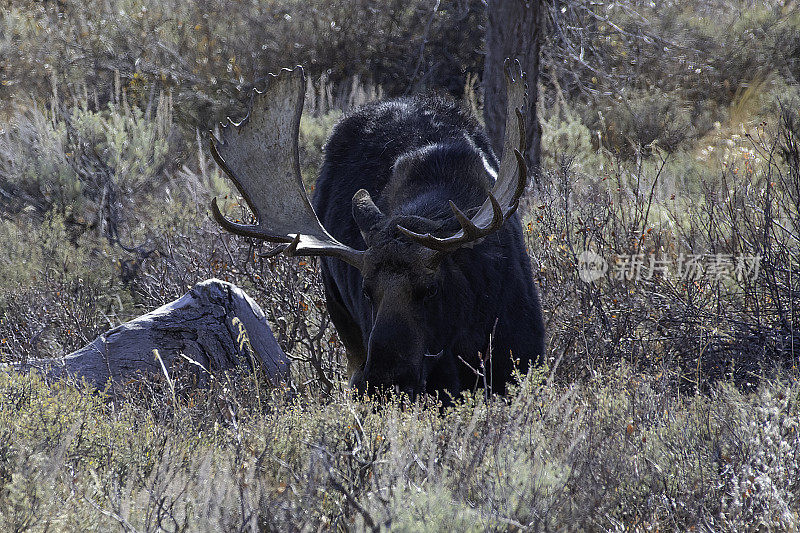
[484,0,543,182]
[7,279,289,389]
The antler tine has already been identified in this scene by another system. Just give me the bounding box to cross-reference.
[449,201,481,240]
[397,58,528,252]
[395,226,441,249]
[210,66,364,269]
[486,193,505,231]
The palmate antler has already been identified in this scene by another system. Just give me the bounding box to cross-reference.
[211,62,528,262]
[209,67,364,269]
[396,59,528,252]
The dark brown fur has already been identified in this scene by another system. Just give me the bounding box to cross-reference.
[312,95,545,401]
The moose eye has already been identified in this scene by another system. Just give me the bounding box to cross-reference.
[423,283,439,301]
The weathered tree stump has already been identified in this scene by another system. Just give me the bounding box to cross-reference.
[8,279,289,389]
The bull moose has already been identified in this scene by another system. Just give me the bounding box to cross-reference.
[210,63,544,400]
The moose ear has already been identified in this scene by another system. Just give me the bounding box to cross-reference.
[352,189,385,241]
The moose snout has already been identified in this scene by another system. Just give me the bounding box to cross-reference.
[355,314,429,399]
[354,355,424,400]
[352,375,420,402]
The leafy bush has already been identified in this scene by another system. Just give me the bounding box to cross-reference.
[0,91,175,243]
[588,88,697,158]
[1,1,799,529]
[529,104,800,390]
[542,0,800,158]
[1,0,485,131]
[0,364,797,530]
[540,111,604,171]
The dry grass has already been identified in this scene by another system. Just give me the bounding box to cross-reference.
[1,96,798,531]
[0,363,798,531]
[1,1,799,529]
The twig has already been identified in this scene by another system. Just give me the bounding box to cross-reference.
[82,494,141,533]
[325,464,379,532]
[405,0,441,94]
[153,349,177,408]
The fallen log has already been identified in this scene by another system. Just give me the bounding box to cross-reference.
[7,279,289,389]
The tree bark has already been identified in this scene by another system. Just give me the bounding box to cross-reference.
[484,0,543,181]
[7,279,289,389]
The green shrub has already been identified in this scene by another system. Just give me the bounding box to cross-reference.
[540,111,604,171]
[299,111,341,189]
[0,92,175,241]
[588,88,695,159]
[1,3,799,529]
[0,365,797,530]
[1,0,485,132]
[542,0,800,158]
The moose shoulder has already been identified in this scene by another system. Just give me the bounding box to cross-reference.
[210,64,544,401]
